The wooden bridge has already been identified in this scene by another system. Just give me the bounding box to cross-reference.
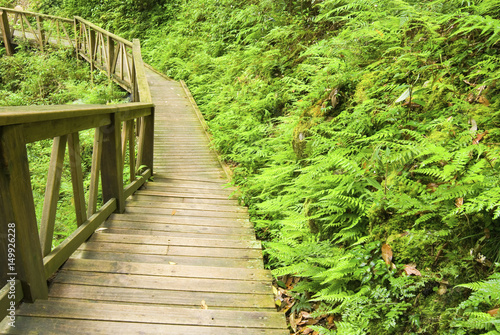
[0,7,288,334]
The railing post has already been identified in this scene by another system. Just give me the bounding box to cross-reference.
[89,28,96,73]
[100,114,125,213]
[0,125,48,302]
[36,16,45,52]
[0,10,14,56]
[107,35,115,79]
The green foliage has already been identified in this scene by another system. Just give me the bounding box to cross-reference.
[1,45,126,246]
[36,0,500,332]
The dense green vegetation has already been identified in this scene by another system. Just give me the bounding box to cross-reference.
[4,0,500,333]
[0,45,126,243]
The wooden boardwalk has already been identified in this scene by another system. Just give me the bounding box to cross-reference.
[0,68,288,334]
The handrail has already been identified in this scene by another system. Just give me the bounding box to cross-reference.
[0,6,155,320]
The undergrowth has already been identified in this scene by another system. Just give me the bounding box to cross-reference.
[0,44,126,245]
[17,0,500,332]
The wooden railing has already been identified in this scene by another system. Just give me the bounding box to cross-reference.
[0,7,154,320]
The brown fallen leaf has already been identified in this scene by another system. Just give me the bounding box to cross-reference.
[455,197,464,208]
[478,95,490,106]
[381,244,393,265]
[171,209,177,215]
[289,313,297,333]
[201,300,208,309]
[302,328,314,335]
[286,276,294,289]
[487,308,498,317]
[327,315,334,324]
[404,264,422,276]
[473,131,488,145]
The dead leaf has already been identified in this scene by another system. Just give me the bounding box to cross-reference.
[473,131,488,145]
[168,261,177,265]
[404,264,422,276]
[290,313,297,333]
[485,228,490,239]
[302,328,314,335]
[455,197,464,208]
[478,95,490,106]
[381,244,393,265]
[487,308,498,317]
[437,284,447,295]
[300,311,312,319]
[201,300,208,309]
[327,315,334,324]
[286,276,294,289]
[171,210,177,215]
[329,88,339,109]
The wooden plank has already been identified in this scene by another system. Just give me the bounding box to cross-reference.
[127,119,135,182]
[132,191,238,204]
[0,317,289,335]
[16,300,286,329]
[0,125,48,301]
[0,103,153,127]
[106,35,115,77]
[23,113,111,143]
[132,39,152,103]
[135,184,235,196]
[0,10,14,56]
[100,115,124,213]
[126,197,246,212]
[68,132,87,226]
[123,204,248,219]
[53,270,270,293]
[79,241,263,259]
[61,258,271,281]
[102,220,254,236]
[107,212,251,227]
[87,128,103,217]
[96,228,251,240]
[43,199,116,279]
[35,16,44,51]
[134,190,236,200]
[40,135,67,256]
[89,232,260,248]
[123,168,151,199]
[70,250,263,268]
[49,284,275,309]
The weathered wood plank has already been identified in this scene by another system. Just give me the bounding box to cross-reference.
[0,317,289,335]
[48,284,275,310]
[96,228,252,240]
[0,10,14,56]
[79,241,263,259]
[126,198,246,212]
[70,250,263,268]
[87,128,103,217]
[43,199,117,279]
[15,300,287,329]
[123,168,151,199]
[0,125,48,301]
[40,135,67,256]
[68,132,87,226]
[133,189,236,200]
[89,232,260,248]
[53,270,270,294]
[123,204,248,219]
[101,219,255,236]
[61,258,271,281]
[100,115,124,213]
